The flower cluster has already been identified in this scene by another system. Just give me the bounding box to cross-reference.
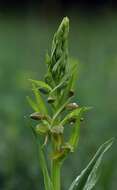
[27,17,90,163]
[27,17,113,190]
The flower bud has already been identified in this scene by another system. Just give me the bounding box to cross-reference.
[30,112,48,121]
[35,124,49,135]
[47,96,55,103]
[61,143,74,152]
[65,102,79,110]
[51,125,64,134]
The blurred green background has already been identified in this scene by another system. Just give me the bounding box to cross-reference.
[0,1,117,189]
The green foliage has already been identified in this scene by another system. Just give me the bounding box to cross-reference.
[0,13,117,190]
[27,17,114,190]
[69,138,114,190]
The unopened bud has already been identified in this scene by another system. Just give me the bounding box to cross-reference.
[36,124,49,135]
[51,125,64,134]
[30,112,48,121]
[47,96,55,103]
[66,102,79,110]
[61,143,74,152]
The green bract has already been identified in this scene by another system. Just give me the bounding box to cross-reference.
[27,17,114,190]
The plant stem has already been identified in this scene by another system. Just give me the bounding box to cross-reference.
[51,160,61,190]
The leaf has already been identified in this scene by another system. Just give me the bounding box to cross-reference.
[45,52,51,65]
[26,96,39,112]
[83,106,93,112]
[51,99,70,126]
[69,58,79,89]
[37,141,53,190]
[59,74,73,106]
[49,76,68,95]
[68,138,114,190]
[31,127,54,190]
[29,79,52,92]
[32,83,47,114]
[68,108,85,149]
[52,54,64,74]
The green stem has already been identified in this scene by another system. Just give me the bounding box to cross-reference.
[51,160,61,190]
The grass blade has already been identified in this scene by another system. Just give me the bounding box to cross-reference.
[68,138,114,190]
[32,83,47,114]
[29,78,52,91]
